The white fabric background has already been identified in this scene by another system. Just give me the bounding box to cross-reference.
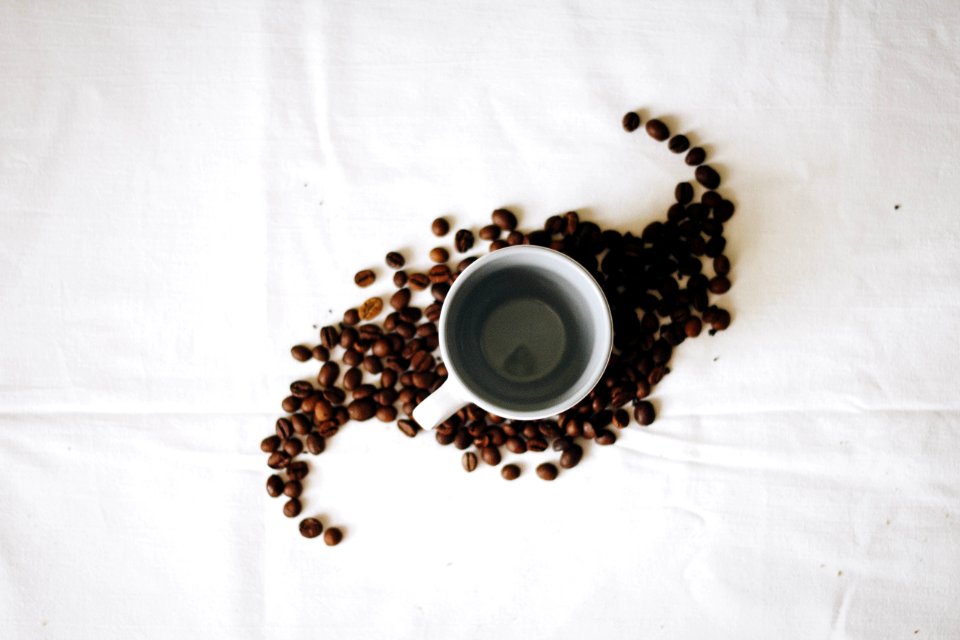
[2,1,959,638]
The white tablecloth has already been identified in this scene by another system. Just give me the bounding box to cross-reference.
[2,1,959,638]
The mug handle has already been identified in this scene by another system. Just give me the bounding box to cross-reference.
[412,378,469,430]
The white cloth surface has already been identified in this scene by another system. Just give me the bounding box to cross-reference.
[2,1,959,638]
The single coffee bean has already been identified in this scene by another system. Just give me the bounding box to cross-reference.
[311,345,329,362]
[505,436,527,454]
[339,326,359,349]
[281,396,301,413]
[290,380,313,398]
[323,527,343,546]
[491,208,518,231]
[299,517,323,539]
[287,460,309,480]
[668,134,690,153]
[559,444,583,469]
[454,229,474,253]
[622,111,641,132]
[489,239,507,252]
[645,118,670,141]
[358,297,383,320]
[399,306,423,323]
[283,498,302,518]
[428,264,451,283]
[393,270,409,288]
[432,217,450,236]
[456,257,478,273]
[408,273,429,291]
[708,276,731,294]
[536,462,558,481]
[342,308,360,326]
[390,288,411,310]
[275,418,294,440]
[709,308,731,332]
[695,165,721,190]
[283,480,302,498]
[701,190,722,209]
[685,146,706,166]
[318,362,339,388]
[354,269,376,287]
[410,350,435,373]
[462,451,478,472]
[261,435,281,453]
[684,316,703,338]
[429,247,449,263]
[266,474,284,497]
[347,398,376,421]
[320,325,339,349]
[675,182,694,205]
[431,282,450,302]
[634,401,656,426]
[342,349,362,367]
[376,405,397,422]
[713,255,731,276]
[501,464,521,480]
[291,345,312,362]
[479,224,501,241]
[397,419,420,438]
[283,438,303,457]
[481,445,501,466]
[506,230,524,246]
[385,251,405,269]
[362,355,383,374]
[342,367,362,391]
[714,199,736,222]
[412,371,435,389]
[613,409,630,428]
[595,429,617,445]
[305,432,326,455]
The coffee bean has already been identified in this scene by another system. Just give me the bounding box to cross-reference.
[668,134,690,153]
[536,462,558,481]
[454,229,474,253]
[347,398,375,421]
[634,401,656,426]
[708,308,731,332]
[675,182,694,205]
[393,270,409,288]
[398,419,420,438]
[645,119,670,141]
[375,405,396,422]
[506,230,524,246]
[428,264,451,283]
[354,269,376,287]
[323,527,343,546]
[457,257,478,273]
[501,464,521,480]
[429,247,449,263]
[268,451,291,470]
[410,350,435,372]
[462,451,478,472]
[358,297,383,321]
[385,251,405,269]
[342,367,362,391]
[342,308,360,326]
[261,435,281,453]
[320,325,339,349]
[489,239,507,251]
[431,282,450,302]
[299,517,323,539]
[266,474,284,497]
[684,146,706,165]
[713,255,730,276]
[701,190,722,209]
[399,306,422,323]
[412,371,435,389]
[714,199,736,222]
[622,111,641,132]
[283,498,302,518]
[695,165,721,190]
[283,480,302,498]
[684,316,703,338]
[390,288,411,310]
[305,433,326,455]
[318,362,339,388]
[708,276,731,294]
[408,273,429,291]
[613,409,630,428]
[481,445,501,466]
[491,208,518,231]
[291,345,312,362]
[505,436,527,454]
[275,418,294,440]
[595,429,617,445]
[281,396,301,413]
[287,460,309,480]
[283,438,303,457]
[559,444,583,469]
[432,217,450,236]
[479,224,501,241]
[311,345,329,362]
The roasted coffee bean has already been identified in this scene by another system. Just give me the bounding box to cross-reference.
[374,388,398,406]
[489,239,508,251]
[370,337,391,358]
[714,199,736,222]
[684,316,703,338]
[695,165,721,189]
[595,429,617,445]
[708,308,731,332]
[398,419,420,438]
[342,308,360,326]
[283,498,302,518]
[505,436,527,454]
[291,345,312,362]
[266,474,284,497]
[429,247,449,263]
[479,224,501,241]
[428,264,451,283]
[412,371,435,389]
[393,270,409,288]
[311,345,329,362]
[527,437,548,452]
[701,190,722,209]
[645,118,670,141]
[299,517,323,539]
[708,276,731,294]
[415,322,437,337]
[559,444,583,469]
[283,479,302,498]
[347,398,376,421]
[457,257,478,273]
[385,251,405,269]
[545,215,565,235]
[322,386,346,404]
[491,208,518,231]
[501,464,521,480]
[506,230,524,246]
[390,288,411,310]
[354,269,376,287]
[454,229,474,253]
[276,418,294,440]
[340,327,359,349]
[283,438,303,457]
[359,297,384,320]
[320,325,339,349]
[376,405,398,422]
[536,462,558,481]
[481,446,501,466]
[635,379,651,400]
[408,273,429,290]
[452,429,471,450]
[399,306,422,323]
[526,230,550,246]
[287,460,309,480]
[342,367,362,391]
[634,401,656,426]
[306,433,326,455]
[380,367,398,388]
[323,527,343,546]
[668,134,690,153]
[613,409,630,428]
[290,380,313,398]
[461,451,478,472]
[685,146,706,166]
[267,451,290,469]
[432,217,450,236]
[431,282,450,302]
[622,111,641,132]
[410,350,435,372]
[318,362,340,388]
[261,435,281,453]
[313,398,334,422]
[281,396,301,413]
[675,181,694,205]
[713,255,731,276]
[362,355,383,374]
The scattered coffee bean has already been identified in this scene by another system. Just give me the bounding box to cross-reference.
[428,264,451,283]
[354,269,376,287]
[261,435,281,453]
[462,451,478,472]
[695,165,721,189]
[595,429,617,445]
[390,288,411,310]
[376,405,398,422]
[323,527,343,546]
[429,247,449,263]
[501,464,521,480]
[685,146,706,166]
[668,134,690,153]
[491,208,518,231]
[634,401,656,426]
[283,480,302,498]
[613,409,630,428]
[708,276,731,294]
[281,396,301,413]
[393,270,409,287]
[306,433,326,455]
[454,229,474,253]
[347,399,376,421]
[320,325,339,349]
[299,517,323,539]
[684,316,703,338]
[398,419,420,438]
[506,230,524,246]
[283,498,302,518]
[318,362,339,388]
[675,182,694,205]
[291,345,312,362]
[287,460,309,480]
[622,111,641,132]
[312,345,329,361]
[359,297,383,320]
[266,474,284,497]
[479,224,501,241]
[408,273,430,290]
[385,251,405,269]
[536,462,558,481]
[481,446,501,466]
[431,217,450,236]
[283,438,303,457]
[559,444,583,469]
[645,118,670,141]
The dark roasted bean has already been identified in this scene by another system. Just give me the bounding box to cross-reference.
[675,182,694,205]
[645,118,670,141]
[501,464,521,480]
[283,498,301,518]
[323,527,343,546]
[306,433,326,455]
[668,134,690,153]
[398,419,420,438]
[291,345,312,362]
[560,444,583,469]
[408,273,430,290]
[455,229,474,253]
[347,399,376,421]
[491,208,518,231]
[283,480,302,498]
[311,345,329,361]
[695,165,721,189]
[266,474,284,497]
[536,462,558,481]
[481,446,501,466]
[299,517,323,538]
[393,270,409,287]
[634,401,656,426]
[685,146,706,166]
[354,269,376,287]
[261,435,281,453]
[432,217,450,236]
[385,251,405,269]
[622,111,640,132]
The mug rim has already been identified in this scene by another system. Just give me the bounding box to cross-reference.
[437,244,614,420]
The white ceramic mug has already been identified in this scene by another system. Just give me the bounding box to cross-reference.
[412,245,613,429]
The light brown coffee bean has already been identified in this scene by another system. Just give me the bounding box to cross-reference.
[462,451,478,472]
[359,297,383,320]
[354,269,376,287]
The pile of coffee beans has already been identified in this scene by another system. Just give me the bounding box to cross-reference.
[264,109,735,541]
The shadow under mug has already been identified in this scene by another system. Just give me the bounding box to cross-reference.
[412,245,613,430]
